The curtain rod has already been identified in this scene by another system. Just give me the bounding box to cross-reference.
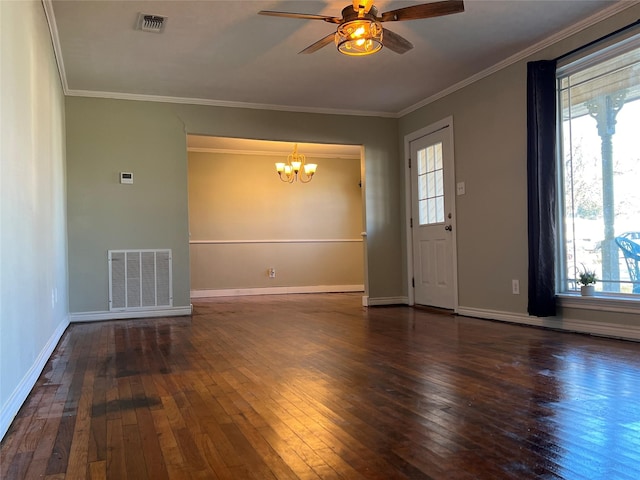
[554,18,640,62]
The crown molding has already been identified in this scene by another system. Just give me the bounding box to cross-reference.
[398,0,639,117]
[41,0,69,93]
[43,0,638,119]
[43,0,390,117]
[63,88,397,118]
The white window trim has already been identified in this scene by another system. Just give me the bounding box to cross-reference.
[555,32,640,309]
[557,293,640,314]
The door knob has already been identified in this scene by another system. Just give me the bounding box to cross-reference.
[445,225,452,231]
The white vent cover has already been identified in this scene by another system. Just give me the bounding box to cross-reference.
[109,249,172,311]
[137,13,167,33]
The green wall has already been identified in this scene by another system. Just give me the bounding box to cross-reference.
[65,100,401,312]
[66,100,190,311]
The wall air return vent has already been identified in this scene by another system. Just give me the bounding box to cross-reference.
[137,13,167,33]
[109,249,172,312]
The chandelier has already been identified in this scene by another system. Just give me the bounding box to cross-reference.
[275,144,317,183]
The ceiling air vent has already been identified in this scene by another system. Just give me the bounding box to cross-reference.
[137,13,167,33]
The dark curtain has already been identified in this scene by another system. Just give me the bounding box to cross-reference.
[527,60,557,317]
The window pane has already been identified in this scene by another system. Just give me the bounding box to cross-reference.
[558,40,640,295]
[418,173,427,200]
[427,172,435,198]
[427,146,435,171]
[419,199,428,225]
[434,142,443,169]
[427,198,436,224]
[435,169,443,197]
[436,196,444,223]
[418,149,427,175]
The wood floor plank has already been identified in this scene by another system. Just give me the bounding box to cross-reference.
[65,334,100,479]
[2,293,640,479]
[230,413,301,480]
[198,416,246,470]
[44,413,75,475]
[0,417,28,477]
[122,423,149,479]
[196,431,232,479]
[116,377,137,427]
[106,418,126,479]
[2,450,32,480]
[135,402,170,480]
[88,460,107,480]
[22,413,64,479]
[150,406,189,478]
[44,474,66,480]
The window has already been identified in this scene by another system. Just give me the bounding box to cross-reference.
[557,35,640,296]
[417,142,444,225]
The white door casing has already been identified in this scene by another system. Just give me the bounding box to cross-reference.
[405,118,457,309]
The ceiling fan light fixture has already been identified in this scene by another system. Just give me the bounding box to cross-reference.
[335,19,383,56]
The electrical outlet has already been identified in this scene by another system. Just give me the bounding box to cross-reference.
[512,279,520,295]
[268,268,276,279]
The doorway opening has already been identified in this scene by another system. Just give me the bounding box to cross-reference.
[186,136,367,299]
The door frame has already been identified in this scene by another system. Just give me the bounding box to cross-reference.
[403,116,459,309]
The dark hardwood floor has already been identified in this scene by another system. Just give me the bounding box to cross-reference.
[2,293,640,479]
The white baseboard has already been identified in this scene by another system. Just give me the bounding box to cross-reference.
[457,306,640,342]
[191,285,364,298]
[0,317,69,441]
[367,296,409,306]
[69,305,193,323]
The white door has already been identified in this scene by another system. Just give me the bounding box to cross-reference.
[410,126,456,309]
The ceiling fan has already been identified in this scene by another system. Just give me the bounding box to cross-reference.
[259,0,464,56]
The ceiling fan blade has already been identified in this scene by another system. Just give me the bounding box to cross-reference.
[258,10,342,24]
[382,28,413,54]
[380,0,464,22]
[299,33,336,54]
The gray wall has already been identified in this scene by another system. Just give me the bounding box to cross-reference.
[65,99,401,311]
[398,4,640,328]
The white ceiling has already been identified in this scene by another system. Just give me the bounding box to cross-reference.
[47,0,635,119]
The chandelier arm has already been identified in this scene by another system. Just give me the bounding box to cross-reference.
[277,171,294,183]
[298,169,315,183]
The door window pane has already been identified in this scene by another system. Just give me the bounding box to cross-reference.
[417,142,444,225]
